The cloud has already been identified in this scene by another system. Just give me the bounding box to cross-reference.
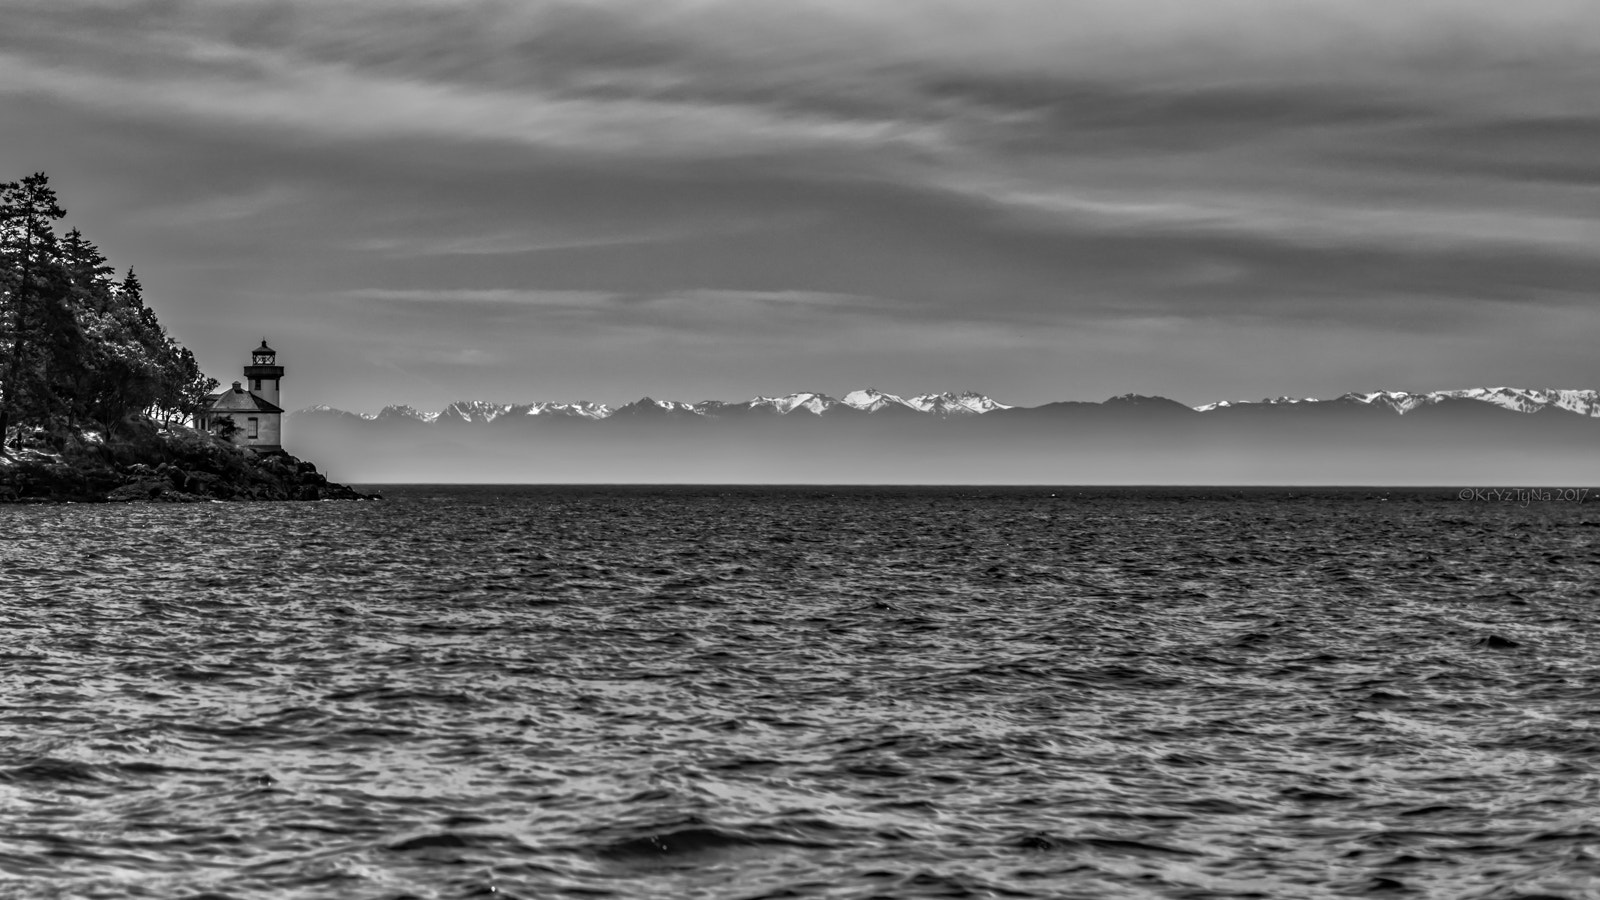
[11,2,1597,156]
[8,1,1600,222]
[0,6,950,169]
[351,212,822,257]
[136,184,303,226]
[5,0,1599,410]
[334,286,906,335]
[961,179,1600,256]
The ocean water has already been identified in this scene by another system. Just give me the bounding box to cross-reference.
[3,486,1599,900]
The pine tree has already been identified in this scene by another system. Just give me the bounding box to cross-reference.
[0,173,67,447]
[60,228,117,311]
[156,344,217,429]
[0,172,219,448]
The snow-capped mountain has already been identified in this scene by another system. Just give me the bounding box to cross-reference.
[1338,391,1441,414]
[432,400,616,423]
[1194,396,1319,412]
[750,392,846,416]
[514,401,612,419]
[309,389,1013,421]
[436,400,514,425]
[840,388,913,413]
[296,386,1599,423]
[691,392,850,416]
[286,384,1600,486]
[611,397,704,417]
[372,404,442,423]
[906,391,1013,415]
[1195,388,1600,417]
[1426,387,1600,417]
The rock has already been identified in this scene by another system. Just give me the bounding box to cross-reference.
[107,481,168,502]
[2,422,379,504]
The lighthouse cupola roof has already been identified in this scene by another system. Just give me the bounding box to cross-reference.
[246,339,284,377]
[251,339,278,366]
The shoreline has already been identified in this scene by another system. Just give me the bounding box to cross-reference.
[0,420,378,504]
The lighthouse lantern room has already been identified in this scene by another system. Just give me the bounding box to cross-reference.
[243,340,285,410]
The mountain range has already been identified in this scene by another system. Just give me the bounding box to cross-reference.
[300,386,1600,423]
[284,385,1600,485]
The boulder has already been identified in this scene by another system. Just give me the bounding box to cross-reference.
[106,480,169,502]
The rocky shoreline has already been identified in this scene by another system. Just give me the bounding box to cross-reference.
[0,420,377,503]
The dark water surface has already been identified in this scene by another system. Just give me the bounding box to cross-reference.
[4,486,1600,899]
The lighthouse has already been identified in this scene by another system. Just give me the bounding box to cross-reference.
[200,340,286,453]
[244,339,284,409]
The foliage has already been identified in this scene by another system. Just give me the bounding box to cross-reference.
[0,173,218,448]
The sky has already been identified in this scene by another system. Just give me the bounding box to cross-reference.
[2,0,1597,413]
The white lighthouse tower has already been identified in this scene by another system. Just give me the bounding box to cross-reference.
[243,339,284,409]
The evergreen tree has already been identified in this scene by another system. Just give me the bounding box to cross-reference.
[60,228,117,307]
[160,345,218,429]
[0,173,66,446]
[0,172,219,447]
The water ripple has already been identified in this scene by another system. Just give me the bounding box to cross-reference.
[2,486,1598,897]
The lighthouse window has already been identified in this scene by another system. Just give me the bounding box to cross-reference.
[247,417,259,439]
[252,378,261,391]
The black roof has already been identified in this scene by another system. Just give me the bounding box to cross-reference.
[209,382,285,414]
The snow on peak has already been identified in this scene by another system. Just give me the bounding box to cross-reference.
[437,400,515,424]
[776,391,843,415]
[374,404,441,423]
[1440,387,1600,416]
[515,401,612,419]
[841,388,913,412]
[906,391,1012,414]
[1197,387,1600,417]
[624,397,702,414]
[1337,391,1434,414]
[295,404,378,421]
[728,392,844,415]
[1538,389,1600,417]
[319,386,1600,423]
[1194,395,1317,411]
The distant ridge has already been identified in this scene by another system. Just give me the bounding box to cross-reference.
[1197,388,1600,417]
[300,387,1600,421]
[286,386,1599,485]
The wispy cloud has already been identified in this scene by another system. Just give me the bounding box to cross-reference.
[351,212,822,257]
[958,178,1600,255]
[0,25,947,168]
[337,286,897,321]
[326,283,841,330]
[4,0,1599,407]
[136,184,303,226]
